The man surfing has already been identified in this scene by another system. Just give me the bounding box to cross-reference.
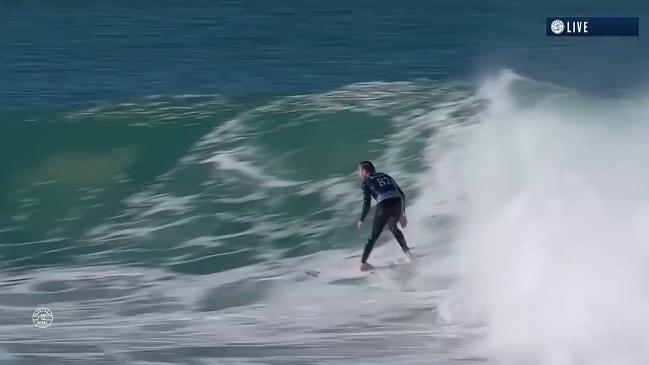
[356,161,411,271]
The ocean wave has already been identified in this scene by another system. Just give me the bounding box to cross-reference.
[3,72,649,363]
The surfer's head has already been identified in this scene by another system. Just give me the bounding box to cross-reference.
[358,161,375,178]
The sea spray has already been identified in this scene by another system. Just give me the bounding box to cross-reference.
[436,71,649,364]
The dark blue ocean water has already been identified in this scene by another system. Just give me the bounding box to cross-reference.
[3,0,649,110]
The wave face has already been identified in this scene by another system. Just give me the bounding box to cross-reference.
[2,72,649,364]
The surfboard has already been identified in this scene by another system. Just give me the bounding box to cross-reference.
[301,250,425,292]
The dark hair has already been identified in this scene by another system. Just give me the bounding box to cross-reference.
[359,160,376,174]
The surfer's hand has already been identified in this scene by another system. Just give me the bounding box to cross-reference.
[399,215,408,228]
[357,220,363,231]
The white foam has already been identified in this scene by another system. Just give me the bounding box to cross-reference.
[432,71,649,364]
[202,149,303,188]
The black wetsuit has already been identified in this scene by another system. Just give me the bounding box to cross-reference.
[359,172,409,263]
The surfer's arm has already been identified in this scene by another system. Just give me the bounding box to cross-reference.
[391,177,406,214]
[397,184,406,213]
[394,181,408,227]
[359,187,371,222]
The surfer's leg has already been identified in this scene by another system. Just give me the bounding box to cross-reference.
[361,205,389,263]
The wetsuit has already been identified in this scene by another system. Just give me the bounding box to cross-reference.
[359,172,409,263]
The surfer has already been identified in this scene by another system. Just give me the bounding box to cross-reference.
[356,161,411,271]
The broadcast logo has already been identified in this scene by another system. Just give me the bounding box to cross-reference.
[546,17,639,37]
[550,19,565,34]
[32,307,54,328]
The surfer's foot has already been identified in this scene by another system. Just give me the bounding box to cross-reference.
[403,249,413,261]
[360,262,375,272]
